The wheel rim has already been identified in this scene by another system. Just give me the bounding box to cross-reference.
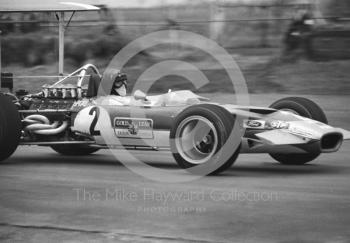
[175,116,218,165]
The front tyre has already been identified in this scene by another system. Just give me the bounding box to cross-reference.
[269,97,328,165]
[51,144,99,156]
[0,94,21,161]
[170,104,240,175]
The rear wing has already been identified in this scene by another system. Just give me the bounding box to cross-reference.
[0,2,100,77]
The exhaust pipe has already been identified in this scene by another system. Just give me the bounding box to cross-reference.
[23,115,68,136]
[34,121,68,135]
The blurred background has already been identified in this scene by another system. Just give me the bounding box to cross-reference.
[0,0,349,94]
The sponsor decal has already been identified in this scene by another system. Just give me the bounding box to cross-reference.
[268,121,289,129]
[71,99,92,112]
[72,99,90,108]
[114,118,153,139]
[244,120,290,130]
[244,120,266,129]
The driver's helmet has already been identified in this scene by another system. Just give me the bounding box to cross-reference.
[111,72,127,96]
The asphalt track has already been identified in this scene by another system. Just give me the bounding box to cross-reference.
[0,94,350,243]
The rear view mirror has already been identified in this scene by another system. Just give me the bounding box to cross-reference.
[134,90,147,100]
[1,72,13,92]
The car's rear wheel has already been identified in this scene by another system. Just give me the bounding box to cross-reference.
[170,104,240,175]
[51,144,99,156]
[0,93,21,161]
[269,97,328,165]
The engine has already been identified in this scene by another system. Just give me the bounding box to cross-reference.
[41,84,88,99]
[19,90,79,141]
[6,64,102,144]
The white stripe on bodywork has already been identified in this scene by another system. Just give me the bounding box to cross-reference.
[283,111,333,129]
[60,2,99,10]
[255,130,310,145]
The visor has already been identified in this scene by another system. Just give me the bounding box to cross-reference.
[114,73,127,88]
[114,80,127,88]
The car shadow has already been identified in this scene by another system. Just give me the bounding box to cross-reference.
[222,162,347,177]
[3,153,123,167]
[145,161,348,177]
[3,150,179,169]
[2,152,347,177]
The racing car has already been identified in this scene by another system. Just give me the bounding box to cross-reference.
[1,64,349,175]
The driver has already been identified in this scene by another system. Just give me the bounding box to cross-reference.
[111,72,127,97]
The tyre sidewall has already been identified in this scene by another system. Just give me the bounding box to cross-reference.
[269,97,327,165]
[0,94,21,161]
[270,97,328,124]
[170,104,238,175]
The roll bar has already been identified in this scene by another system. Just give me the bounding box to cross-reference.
[53,64,101,88]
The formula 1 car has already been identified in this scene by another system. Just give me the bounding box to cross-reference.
[1,64,349,175]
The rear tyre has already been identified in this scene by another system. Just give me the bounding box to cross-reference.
[269,97,328,165]
[0,94,21,161]
[170,104,240,175]
[51,144,99,156]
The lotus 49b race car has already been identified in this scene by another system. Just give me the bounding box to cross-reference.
[1,64,349,175]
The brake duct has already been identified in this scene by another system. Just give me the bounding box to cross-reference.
[23,115,68,135]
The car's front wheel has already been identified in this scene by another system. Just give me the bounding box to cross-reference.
[170,104,241,175]
[269,97,328,165]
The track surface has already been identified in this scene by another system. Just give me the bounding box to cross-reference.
[1,94,350,243]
